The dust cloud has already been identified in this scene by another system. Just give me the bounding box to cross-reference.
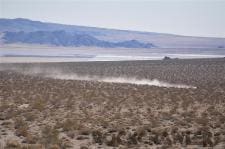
[0,65,196,89]
[48,73,196,89]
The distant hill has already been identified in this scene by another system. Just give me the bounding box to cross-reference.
[0,18,225,48]
[3,30,153,48]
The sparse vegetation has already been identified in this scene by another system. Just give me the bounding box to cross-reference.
[0,58,225,148]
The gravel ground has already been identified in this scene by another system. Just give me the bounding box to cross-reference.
[0,58,225,148]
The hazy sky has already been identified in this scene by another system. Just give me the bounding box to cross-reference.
[1,0,225,37]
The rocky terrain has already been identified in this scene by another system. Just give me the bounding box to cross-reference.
[0,58,225,148]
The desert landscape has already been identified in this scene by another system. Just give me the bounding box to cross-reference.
[0,58,225,148]
[1,0,225,148]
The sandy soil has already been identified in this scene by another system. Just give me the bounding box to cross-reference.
[0,58,225,148]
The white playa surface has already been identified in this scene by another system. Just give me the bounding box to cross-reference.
[1,44,225,63]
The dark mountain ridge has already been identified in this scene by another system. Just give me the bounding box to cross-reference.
[0,18,225,48]
[3,31,154,48]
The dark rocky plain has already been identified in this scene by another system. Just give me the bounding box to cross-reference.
[0,58,225,148]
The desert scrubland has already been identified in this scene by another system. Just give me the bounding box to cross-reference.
[0,58,225,148]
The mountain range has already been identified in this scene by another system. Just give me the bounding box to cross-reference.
[0,18,225,48]
[3,31,153,48]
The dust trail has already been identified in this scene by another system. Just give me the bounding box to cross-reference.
[48,73,196,89]
[0,66,196,89]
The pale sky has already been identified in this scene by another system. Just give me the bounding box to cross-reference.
[1,0,225,37]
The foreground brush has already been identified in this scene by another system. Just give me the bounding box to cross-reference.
[0,58,225,148]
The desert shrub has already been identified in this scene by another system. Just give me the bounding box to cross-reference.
[150,134,161,145]
[165,136,172,146]
[5,110,21,120]
[214,135,220,145]
[117,130,126,145]
[0,113,6,121]
[66,131,75,139]
[195,117,209,126]
[20,144,43,149]
[106,134,118,147]
[99,119,109,128]
[219,115,225,123]
[79,129,91,136]
[23,134,38,144]
[1,121,12,128]
[32,99,46,111]
[76,135,89,140]
[80,146,88,149]
[65,99,74,109]
[202,131,214,147]
[0,100,10,111]
[14,118,27,129]
[127,132,138,145]
[160,144,170,149]
[23,112,37,122]
[136,129,146,142]
[171,127,179,134]
[41,125,59,147]
[169,107,177,115]
[92,130,103,145]
[174,132,183,144]
[162,130,168,138]
[58,138,73,148]
[1,121,12,126]
[108,129,117,134]
[5,140,21,148]
[14,118,29,137]
[49,144,60,149]
[15,125,29,137]
[62,119,80,132]
[185,133,191,145]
